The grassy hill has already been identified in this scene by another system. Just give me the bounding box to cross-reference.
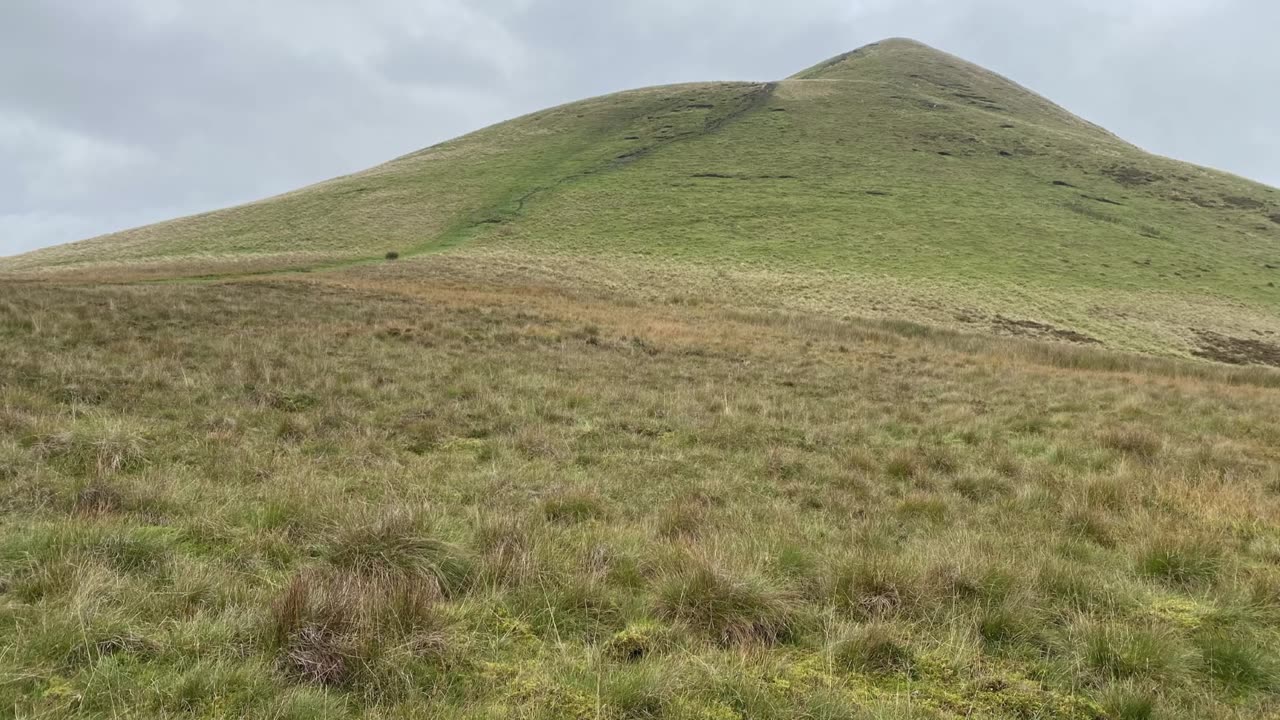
[4,39,1280,720]
[5,38,1279,358]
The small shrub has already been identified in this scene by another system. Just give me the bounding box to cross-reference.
[385,251,400,261]
[655,563,796,646]
[832,624,917,676]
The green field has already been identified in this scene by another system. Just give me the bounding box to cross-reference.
[3,38,1280,719]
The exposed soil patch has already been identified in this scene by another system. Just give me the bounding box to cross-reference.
[1187,330,1280,363]
[993,316,1102,345]
[1103,165,1163,186]
[1221,195,1266,211]
[691,173,798,181]
[1192,331,1280,367]
[1169,192,1218,209]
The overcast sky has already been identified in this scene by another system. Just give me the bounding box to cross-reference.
[2,0,1277,256]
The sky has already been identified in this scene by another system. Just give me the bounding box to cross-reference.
[2,0,1277,256]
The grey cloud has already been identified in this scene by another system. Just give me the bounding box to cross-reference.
[2,0,1277,256]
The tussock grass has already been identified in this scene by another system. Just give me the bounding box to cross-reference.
[1138,534,1223,588]
[656,562,799,646]
[324,508,475,598]
[270,568,450,691]
[1080,620,1194,682]
[832,623,918,676]
[2,278,1279,717]
[1197,632,1277,692]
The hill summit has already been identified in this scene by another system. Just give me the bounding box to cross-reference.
[4,38,1279,358]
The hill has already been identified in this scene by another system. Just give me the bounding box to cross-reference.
[4,39,1280,720]
[4,38,1280,359]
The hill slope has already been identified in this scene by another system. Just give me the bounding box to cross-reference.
[7,39,1280,720]
[5,38,1279,358]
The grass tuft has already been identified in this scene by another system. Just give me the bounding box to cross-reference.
[1099,427,1163,459]
[831,623,917,676]
[1138,535,1222,587]
[655,562,797,646]
[541,489,607,524]
[325,509,473,597]
[270,569,448,689]
[1098,683,1157,720]
[831,555,927,620]
[1081,621,1191,682]
[1197,632,1276,692]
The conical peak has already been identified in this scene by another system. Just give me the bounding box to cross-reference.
[785,37,1109,137]
[790,38,960,80]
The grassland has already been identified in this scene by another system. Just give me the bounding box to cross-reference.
[3,264,1280,718]
[3,37,1280,719]
[3,39,1278,361]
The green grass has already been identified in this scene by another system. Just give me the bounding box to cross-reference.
[2,276,1280,718]
[4,39,1278,359]
[3,36,1280,718]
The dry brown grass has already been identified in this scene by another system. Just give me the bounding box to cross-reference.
[1,272,1279,718]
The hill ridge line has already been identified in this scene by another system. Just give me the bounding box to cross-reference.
[120,82,782,284]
